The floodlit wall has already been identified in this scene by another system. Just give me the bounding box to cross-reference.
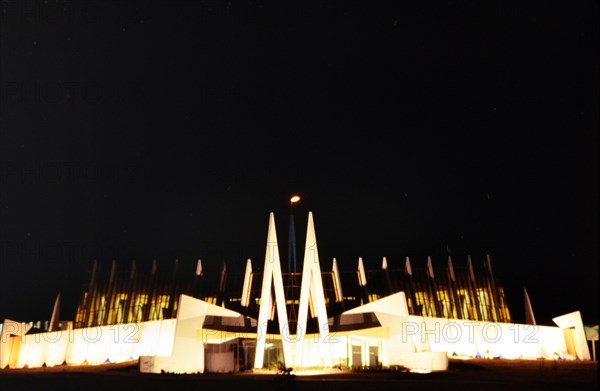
[16,330,70,368]
[292,334,338,368]
[329,335,348,366]
[140,294,243,374]
[340,291,576,370]
[376,313,418,366]
[0,319,33,369]
[5,319,176,369]
[3,295,243,373]
[342,292,448,371]
[553,311,591,360]
[2,291,585,373]
[406,316,566,359]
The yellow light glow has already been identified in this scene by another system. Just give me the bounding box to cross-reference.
[290,195,301,204]
[409,368,432,374]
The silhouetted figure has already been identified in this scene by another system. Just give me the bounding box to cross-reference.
[276,361,293,375]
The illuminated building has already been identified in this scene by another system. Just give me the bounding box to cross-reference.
[0,212,592,373]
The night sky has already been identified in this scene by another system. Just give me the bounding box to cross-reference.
[1,1,598,326]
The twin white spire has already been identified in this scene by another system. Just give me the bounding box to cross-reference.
[254,211,331,369]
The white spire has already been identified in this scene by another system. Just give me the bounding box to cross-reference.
[467,255,476,282]
[485,254,495,280]
[405,256,412,276]
[382,256,388,270]
[447,256,455,281]
[358,257,367,286]
[332,258,344,303]
[524,287,537,325]
[427,256,435,279]
[241,259,252,307]
[109,259,117,284]
[48,292,61,332]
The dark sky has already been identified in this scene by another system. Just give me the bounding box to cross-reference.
[1,1,598,326]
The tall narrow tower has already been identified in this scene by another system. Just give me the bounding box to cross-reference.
[286,195,301,335]
[288,195,300,272]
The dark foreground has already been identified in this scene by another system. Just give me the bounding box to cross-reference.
[0,359,597,391]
